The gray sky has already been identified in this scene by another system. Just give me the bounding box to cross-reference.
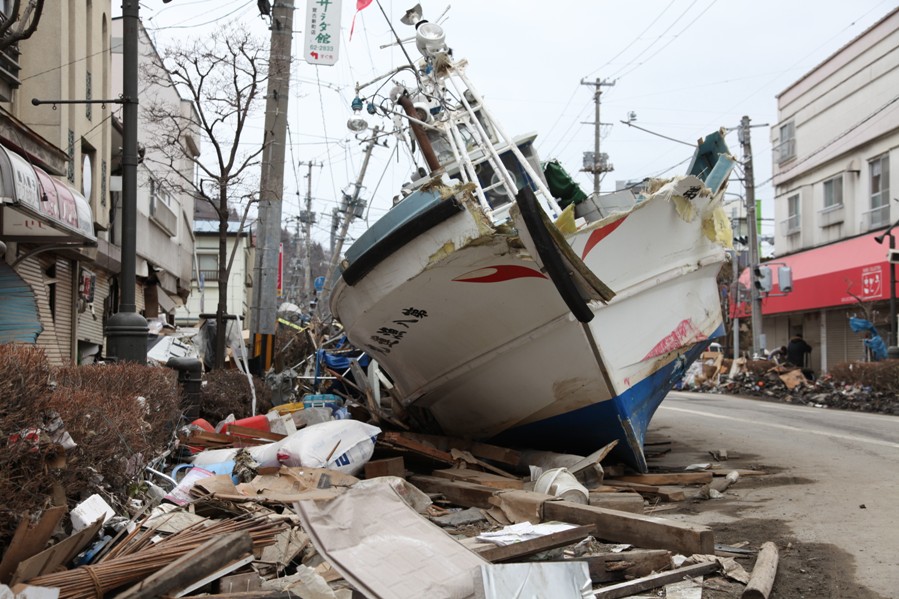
[127,0,896,245]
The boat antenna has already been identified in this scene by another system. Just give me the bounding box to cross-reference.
[374,1,419,78]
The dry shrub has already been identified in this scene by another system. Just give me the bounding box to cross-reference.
[827,361,899,394]
[274,326,313,371]
[0,344,56,549]
[199,369,272,425]
[49,364,181,497]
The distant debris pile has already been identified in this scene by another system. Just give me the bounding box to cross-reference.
[682,353,899,416]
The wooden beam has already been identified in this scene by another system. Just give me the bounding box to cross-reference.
[408,475,497,508]
[478,525,595,562]
[432,468,523,490]
[381,433,454,464]
[569,549,672,583]
[742,542,779,599]
[611,472,712,486]
[543,501,714,556]
[592,561,719,598]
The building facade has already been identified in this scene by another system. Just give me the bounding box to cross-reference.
[174,211,253,328]
[762,7,899,372]
[0,2,111,365]
[110,18,199,330]
[0,5,199,365]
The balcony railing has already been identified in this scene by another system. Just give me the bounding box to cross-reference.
[817,203,844,228]
[150,196,178,236]
[781,214,800,236]
[861,205,890,231]
[199,269,220,282]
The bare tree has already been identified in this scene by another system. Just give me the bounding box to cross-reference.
[142,24,268,369]
[0,0,45,53]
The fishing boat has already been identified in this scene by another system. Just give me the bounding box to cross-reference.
[329,7,735,471]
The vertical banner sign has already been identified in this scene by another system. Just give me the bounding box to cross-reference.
[277,243,284,298]
[305,0,343,66]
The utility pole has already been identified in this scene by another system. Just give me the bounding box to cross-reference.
[321,126,381,313]
[297,161,321,305]
[580,78,615,197]
[250,0,295,373]
[741,115,765,357]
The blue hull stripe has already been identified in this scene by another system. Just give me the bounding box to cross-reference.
[490,324,726,471]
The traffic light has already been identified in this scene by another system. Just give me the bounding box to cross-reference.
[778,266,793,293]
[753,265,772,292]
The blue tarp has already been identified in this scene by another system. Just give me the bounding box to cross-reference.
[848,317,888,361]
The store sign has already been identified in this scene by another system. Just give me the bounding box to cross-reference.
[861,265,882,299]
[304,0,342,66]
[79,268,96,302]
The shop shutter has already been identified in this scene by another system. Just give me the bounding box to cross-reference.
[825,311,866,368]
[0,262,42,343]
[17,256,63,365]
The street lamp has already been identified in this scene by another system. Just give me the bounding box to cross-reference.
[104,0,148,363]
[874,217,898,348]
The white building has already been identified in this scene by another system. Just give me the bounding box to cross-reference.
[761,7,899,372]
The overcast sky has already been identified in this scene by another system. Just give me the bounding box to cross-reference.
[123,0,895,245]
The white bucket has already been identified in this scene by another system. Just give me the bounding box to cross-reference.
[534,467,589,504]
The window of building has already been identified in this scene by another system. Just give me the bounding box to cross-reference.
[777,121,795,164]
[823,175,843,209]
[85,71,92,120]
[871,154,890,211]
[198,253,219,282]
[786,193,800,234]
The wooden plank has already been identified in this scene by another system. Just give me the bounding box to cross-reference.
[227,425,286,442]
[12,518,104,584]
[0,506,67,583]
[742,542,779,599]
[593,561,719,598]
[364,457,406,479]
[588,492,645,513]
[543,501,714,556]
[408,475,497,508]
[569,549,672,583]
[611,472,712,486]
[381,433,454,464]
[432,468,523,490]
[478,525,595,563]
[602,481,685,502]
[400,432,522,466]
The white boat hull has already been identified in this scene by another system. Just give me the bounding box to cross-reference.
[331,176,729,471]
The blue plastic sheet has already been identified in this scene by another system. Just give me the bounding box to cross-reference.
[848,317,888,361]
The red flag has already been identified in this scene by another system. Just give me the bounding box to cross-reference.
[350,0,374,40]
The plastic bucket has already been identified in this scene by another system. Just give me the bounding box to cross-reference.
[534,467,589,504]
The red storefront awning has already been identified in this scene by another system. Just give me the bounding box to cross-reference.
[736,231,897,316]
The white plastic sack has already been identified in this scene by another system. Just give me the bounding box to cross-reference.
[277,420,381,475]
[191,420,381,476]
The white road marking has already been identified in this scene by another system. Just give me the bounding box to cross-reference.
[659,405,899,451]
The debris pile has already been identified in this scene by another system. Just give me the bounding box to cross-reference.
[681,352,899,416]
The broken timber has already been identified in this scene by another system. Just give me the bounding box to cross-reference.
[478,525,595,562]
[408,475,714,555]
[742,541,779,599]
[592,561,720,599]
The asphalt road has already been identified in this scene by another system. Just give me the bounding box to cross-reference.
[649,391,899,598]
